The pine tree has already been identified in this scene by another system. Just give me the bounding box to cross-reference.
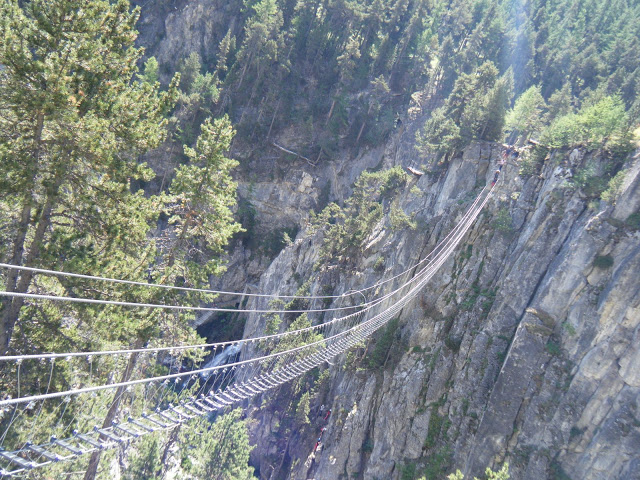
[478,71,513,141]
[140,56,160,85]
[546,82,574,121]
[123,435,163,480]
[0,0,179,355]
[504,85,547,143]
[165,116,243,280]
[216,29,237,80]
[416,107,462,162]
[233,0,285,91]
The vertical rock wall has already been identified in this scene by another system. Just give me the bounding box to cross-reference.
[242,136,640,480]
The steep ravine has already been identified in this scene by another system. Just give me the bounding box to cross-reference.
[130,6,640,476]
[238,134,640,479]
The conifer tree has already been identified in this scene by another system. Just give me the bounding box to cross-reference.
[0,0,179,354]
[233,0,285,91]
[165,116,243,280]
[216,29,237,80]
[504,85,547,143]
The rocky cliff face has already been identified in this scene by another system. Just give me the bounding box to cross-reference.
[238,124,640,479]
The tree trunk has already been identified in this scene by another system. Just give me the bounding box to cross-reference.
[83,348,141,480]
[325,98,336,125]
[266,98,281,140]
[237,52,252,91]
[355,103,374,145]
[355,120,366,145]
[160,426,181,479]
[1,186,58,354]
[1,112,45,355]
[1,203,32,354]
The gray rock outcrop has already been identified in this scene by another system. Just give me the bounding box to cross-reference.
[240,136,640,480]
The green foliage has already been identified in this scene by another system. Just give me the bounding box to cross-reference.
[600,170,627,204]
[593,255,614,269]
[270,312,324,368]
[172,52,221,145]
[547,83,574,121]
[545,341,562,356]
[179,409,256,480]
[167,116,243,278]
[492,208,513,234]
[424,407,448,450]
[0,0,186,354]
[626,211,640,230]
[284,280,311,312]
[236,196,258,243]
[416,106,462,162]
[0,4,246,475]
[542,96,633,152]
[461,398,470,416]
[390,201,417,231]
[140,56,160,85]
[401,461,418,480]
[123,434,163,480]
[549,460,571,480]
[362,437,374,453]
[569,162,608,199]
[261,225,299,257]
[311,167,410,266]
[373,256,386,273]
[417,62,512,163]
[444,335,462,352]
[367,317,399,369]
[180,52,206,93]
[147,0,640,163]
[504,85,547,142]
[228,0,285,101]
[519,146,549,177]
[295,391,311,425]
[562,322,577,336]
[421,446,453,480]
[215,29,236,78]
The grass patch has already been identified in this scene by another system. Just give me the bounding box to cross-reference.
[569,426,585,440]
[550,459,572,480]
[362,437,374,453]
[593,255,614,269]
[492,207,513,234]
[626,211,640,230]
[373,256,385,273]
[444,335,462,352]
[422,445,453,480]
[424,407,449,450]
[545,340,562,356]
[400,461,418,480]
[562,322,576,336]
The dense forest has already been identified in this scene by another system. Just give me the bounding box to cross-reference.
[136,0,639,156]
[0,0,638,479]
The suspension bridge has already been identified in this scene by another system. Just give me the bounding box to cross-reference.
[0,183,495,477]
